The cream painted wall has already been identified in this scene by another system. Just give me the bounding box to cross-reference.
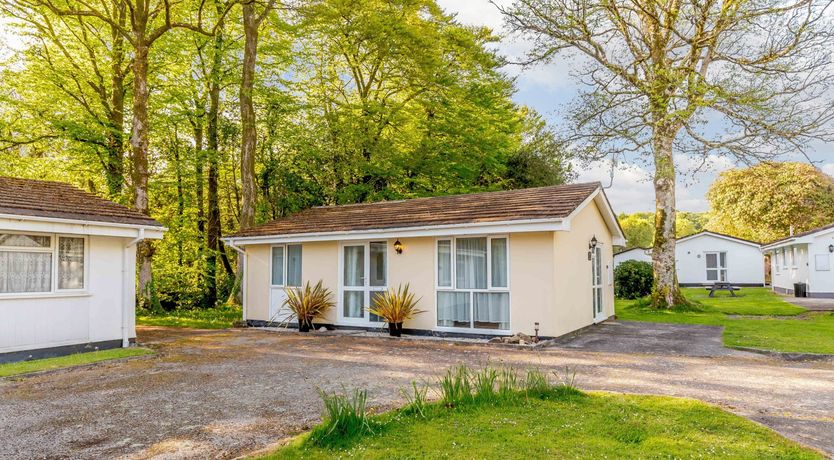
[241,200,615,338]
[552,201,615,337]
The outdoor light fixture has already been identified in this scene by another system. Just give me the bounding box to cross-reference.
[394,239,404,254]
[829,244,834,253]
[588,235,598,260]
[534,322,540,343]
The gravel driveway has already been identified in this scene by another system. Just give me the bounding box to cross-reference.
[1,326,833,459]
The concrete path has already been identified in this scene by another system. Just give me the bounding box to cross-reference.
[553,320,758,358]
[782,295,834,311]
[1,327,833,459]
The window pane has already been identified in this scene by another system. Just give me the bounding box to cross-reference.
[706,269,717,281]
[271,246,284,285]
[437,240,452,287]
[369,242,387,287]
[456,238,486,289]
[705,253,717,269]
[0,233,50,248]
[474,292,509,330]
[816,254,830,271]
[0,251,52,293]
[343,291,364,318]
[343,246,364,287]
[719,252,727,268]
[490,238,508,288]
[437,291,470,328]
[594,247,603,285]
[58,237,84,290]
[287,244,302,287]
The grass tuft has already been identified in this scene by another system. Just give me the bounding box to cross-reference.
[309,388,373,446]
[438,365,473,407]
[400,381,429,418]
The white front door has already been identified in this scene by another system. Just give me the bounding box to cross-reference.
[591,246,605,322]
[339,241,388,325]
[269,244,302,324]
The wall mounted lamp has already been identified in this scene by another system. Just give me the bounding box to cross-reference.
[394,239,404,254]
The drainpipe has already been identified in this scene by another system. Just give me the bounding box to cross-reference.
[226,239,247,323]
[122,228,146,347]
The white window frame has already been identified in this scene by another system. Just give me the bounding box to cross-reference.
[815,254,830,272]
[705,251,728,282]
[791,246,798,269]
[434,235,510,333]
[0,231,89,298]
[782,248,788,269]
[269,243,303,289]
[336,240,389,326]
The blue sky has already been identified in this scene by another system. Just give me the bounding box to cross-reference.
[438,0,834,214]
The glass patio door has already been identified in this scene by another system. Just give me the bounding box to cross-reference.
[591,246,604,321]
[341,242,387,324]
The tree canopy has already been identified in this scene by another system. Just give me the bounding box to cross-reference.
[707,163,834,243]
[0,0,574,309]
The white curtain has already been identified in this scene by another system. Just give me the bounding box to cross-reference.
[456,238,486,289]
[287,245,302,287]
[474,292,509,329]
[369,242,386,287]
[490,238,507,288]
[343,246,364,287]
[343,291,364,318]
[0,251,52,293]
[58,237,85,290]
[437,291,469,327]
[271,246,284,285]
[437,240,452,287]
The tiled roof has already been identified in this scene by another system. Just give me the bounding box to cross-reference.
[0,176,162,227]
[233,182,601,238]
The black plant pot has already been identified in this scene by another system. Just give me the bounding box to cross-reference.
[389,322,403,337]
[298,319,312,332]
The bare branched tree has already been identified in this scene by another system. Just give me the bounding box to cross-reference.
[499,0,834,307]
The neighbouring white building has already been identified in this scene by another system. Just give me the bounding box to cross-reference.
[0,177,165,363]
[614,231,765,286]
[763,223,834,297]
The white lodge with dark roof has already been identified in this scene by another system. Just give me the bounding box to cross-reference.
[0,177,165,363]
[225,183,625,338]
[763,223,834,298]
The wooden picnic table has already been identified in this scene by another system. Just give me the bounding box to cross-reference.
[705,282,740,297]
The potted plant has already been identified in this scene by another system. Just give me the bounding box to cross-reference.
[369,284,424,337]
[283,280,335,332]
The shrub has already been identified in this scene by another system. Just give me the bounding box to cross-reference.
[614,260,653,299]
[309,388,372,446]
[368,283,425,324]
[283,280,335,331]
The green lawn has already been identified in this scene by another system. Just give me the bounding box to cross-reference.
[617,287,834,354]
[137,304,241,329]
[264,391,820,459]
[0,347,153,378]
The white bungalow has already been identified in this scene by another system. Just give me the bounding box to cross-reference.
[763,224,834,297]
[614,231,765,286]
[0,177,165,363]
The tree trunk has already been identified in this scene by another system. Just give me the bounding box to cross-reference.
[650,125,685,308]
[193,111,206,236]
[205,14,224,308]
[104,5,127,199]
[240,1,258,231]
[131,40,155,309]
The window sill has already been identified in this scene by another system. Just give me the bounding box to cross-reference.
[0,291,91,301]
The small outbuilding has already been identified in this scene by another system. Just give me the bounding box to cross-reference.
[763,224,834,297]
[614,231,765,286]
[225,183,625,339]
[0,177,164,363]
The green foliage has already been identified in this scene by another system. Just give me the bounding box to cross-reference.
[618,287,834,354]
[438,365,473,408]
[614,260,654,299]
[400,381,430,418]
[0,348,153,378]
[707,162,834,243]
[617,212,706,249]
[309,388,373,446]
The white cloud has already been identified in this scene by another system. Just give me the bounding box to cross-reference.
[822,163,834,177]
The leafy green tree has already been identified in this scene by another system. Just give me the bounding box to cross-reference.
[618,212,705,249]
[500,0,834,308]
[707,162,834,243]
